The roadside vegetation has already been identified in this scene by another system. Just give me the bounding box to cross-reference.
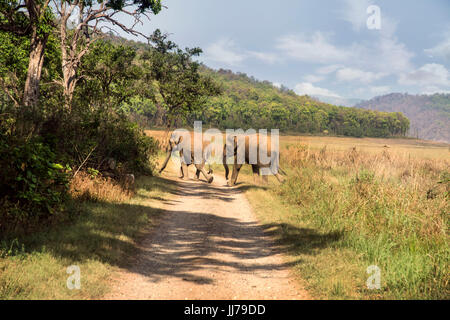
[0,171,174,299]
[241,137,449,299]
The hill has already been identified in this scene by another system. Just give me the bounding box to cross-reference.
[76,35,412,139]
[311,95,363,107]
[192,68,409,138]
[355,93,450,143]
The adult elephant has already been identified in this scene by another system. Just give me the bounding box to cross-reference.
[159,131,214,183]
[223,132,285,186]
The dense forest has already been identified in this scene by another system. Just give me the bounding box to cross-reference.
[193,68,410,137]
[355,93,450,143]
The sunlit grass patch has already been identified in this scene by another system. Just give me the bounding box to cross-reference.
[243,136,449,299]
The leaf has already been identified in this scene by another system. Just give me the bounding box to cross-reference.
[51,163,64,170]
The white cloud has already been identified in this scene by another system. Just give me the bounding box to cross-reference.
[374,36,414,73]
[272,82,282,88]
[336,67,386,83]
[316,64,343,75]
[425,31,450,61]
[204,38,280,66]
[276,31,413,77]
[294,82,341,98]
[339,0,398,37]
[247,51,279,64]
[303,74,325,83]
[421,86,450,95]
[369,86,391,95]
[399,63,450,87]
[340,0,373,32]
[276,32,351,64]
[204,39,246,66]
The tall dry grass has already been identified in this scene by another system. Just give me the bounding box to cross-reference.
[275,143,449,299]
[69,172,134,202]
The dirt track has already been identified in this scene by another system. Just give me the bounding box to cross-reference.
[104,169,308,300]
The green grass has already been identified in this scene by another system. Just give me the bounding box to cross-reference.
[0,175,175,299]
[237,143,449,299]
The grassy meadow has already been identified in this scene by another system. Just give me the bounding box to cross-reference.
[241,134,449,299]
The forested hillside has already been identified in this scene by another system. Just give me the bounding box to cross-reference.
[188,68,409,137]
[355,93,450,143]
[108,35,410,138]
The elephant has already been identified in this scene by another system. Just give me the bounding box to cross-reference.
[159,131,214,183]
[223,133,286,186]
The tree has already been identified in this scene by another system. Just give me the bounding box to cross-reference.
[78,39,144,109]
[143,29,222,128]
[0,0,54,107]
[53,0,163,109]
[0,29,29,106]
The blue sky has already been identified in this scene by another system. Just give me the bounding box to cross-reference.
[119,0,450,101]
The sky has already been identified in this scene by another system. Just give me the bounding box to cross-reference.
[117,0,450,101]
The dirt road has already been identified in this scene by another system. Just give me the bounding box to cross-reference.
[104,169,308,300]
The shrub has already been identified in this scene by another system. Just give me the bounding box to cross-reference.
[40,109,159,177]
[0,132,70,234]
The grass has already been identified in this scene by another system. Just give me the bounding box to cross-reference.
[240,137,449,299]
[0,171,175,299]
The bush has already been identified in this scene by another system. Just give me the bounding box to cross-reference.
[0,131,70,234]
[40,109,159,176]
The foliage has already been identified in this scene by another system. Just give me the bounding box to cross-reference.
[0,30,29,105]
[77,40,147,109]
[188,68,410,138]
[142,29,222,126]
[0,130,70,234]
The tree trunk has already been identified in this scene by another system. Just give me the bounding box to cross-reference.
[62,62,77,110]
[22,27,48,107]
[60,16,76,111]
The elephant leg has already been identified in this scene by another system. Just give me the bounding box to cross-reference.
[229,163,242,186]
[258,165,270,184]
[181,163,189,180]
[223,155,229,181]
[194,169,201,180]
[179,166,184,178]
[195,164,213,183]
[269,164,285,183]
[251,164,259,184]
[274,173,284,183]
